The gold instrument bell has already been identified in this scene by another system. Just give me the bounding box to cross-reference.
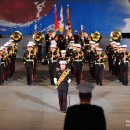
[33,32,44,43]
[10,31,22,42]
[110,31,122,42]
[90,31,102,43]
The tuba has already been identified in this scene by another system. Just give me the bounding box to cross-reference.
[10,31,22,42]
[33,32,43,43]
[90,31,102,43]
[110,31,122,42]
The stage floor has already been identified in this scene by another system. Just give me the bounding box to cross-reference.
[0,61,130,130]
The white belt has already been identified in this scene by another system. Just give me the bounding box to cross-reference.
[123,61,129,63]
[75,60,82,62]
[95,63,103,64]
[0,62,4,64]
[26,60,33,62]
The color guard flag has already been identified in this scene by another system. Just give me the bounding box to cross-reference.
[54,4,59,32]
[59,6,64,34]
[66,4,71,29]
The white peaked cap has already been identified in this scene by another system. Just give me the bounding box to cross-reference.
[122,45,127,48]
[96,48,102,51]
[89,41,95,44]
[51,40,57,45]
[1,46,5,50]
[50,44,56,48]
[0,47,3,51]
[59,60,67,64]
[28,41,34,45]
[111,41,117,44]
[76,44,81,48]
[61,50,66,53]
[9,39,14,42]
[116,42,120,46]
[119,48,123,51]
[95,43,99,46]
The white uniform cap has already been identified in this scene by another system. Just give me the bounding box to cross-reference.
[109,39,113,42]
[51,40,57,46]
[61,50,66,53]
[76,44,81,48]
[59,60,67,64]
[96,48,102,51]
[119,48,123,51]
[122,45,127,48]
[27,43,33,47]
[77,82,94,93]
[111,41,117,44]
[117,45,122,48]
[89,41,95,44]
[116,42,120,46]
[28,41,34,45]
[4,43,9,47]
[95,43,99,46]
[1,46,5,50]
[50,44,56,48]
[9,39,14,42]
[0,47,3,51]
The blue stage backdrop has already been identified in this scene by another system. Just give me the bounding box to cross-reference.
[0,0,130,36]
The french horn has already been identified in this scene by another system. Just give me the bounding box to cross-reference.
[110,31,122,42]
[10,31,22,42]
[90,31,102,43]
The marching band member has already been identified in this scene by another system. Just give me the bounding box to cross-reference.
[46,41,60,85]
[73,44,84,85]
[54,60,71,113]
[95,48,106,86]
[120,45,130,86]
[23,42,34,85]
[0,47,5,85]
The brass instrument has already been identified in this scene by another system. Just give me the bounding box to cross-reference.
[10,31,22,42]
[90,31,102,43]
[33,32,43,43]
[110,31,122,42]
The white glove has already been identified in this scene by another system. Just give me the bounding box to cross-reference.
[54,78,57,84]
[68,79,71,83]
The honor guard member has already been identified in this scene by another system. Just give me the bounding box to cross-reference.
[23,42,34,85]
[47,41,60,85]
[95,48,106,86]
[73,44,84,84]
[120,45,130,86]
[0,47,5,85]
[54,60,71,113]
[64,82,106,130]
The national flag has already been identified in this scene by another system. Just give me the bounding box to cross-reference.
[66,4,71,29]
[54,4,59,32]
[59,5,64,34]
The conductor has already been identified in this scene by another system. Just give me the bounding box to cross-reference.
[64,82,106,130]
